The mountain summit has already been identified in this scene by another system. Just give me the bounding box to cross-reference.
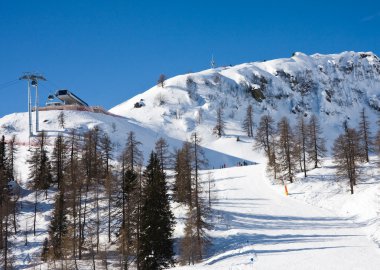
[110,51,380,141]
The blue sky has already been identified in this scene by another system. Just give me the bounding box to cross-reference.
[0,0,379,117]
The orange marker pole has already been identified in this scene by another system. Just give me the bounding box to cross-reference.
[284,184,289,196]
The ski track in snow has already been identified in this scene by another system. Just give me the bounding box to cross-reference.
[172,165,380,270]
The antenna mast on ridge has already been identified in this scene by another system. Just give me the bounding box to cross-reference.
[211,54,216,69]
[19,73,47,141]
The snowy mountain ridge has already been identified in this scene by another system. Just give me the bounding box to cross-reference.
[110,51,380,143]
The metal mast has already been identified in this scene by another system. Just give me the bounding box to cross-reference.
[19,73,47,138]
[211,54,216,69]
[34,80,39,133]
[28,79,32,138]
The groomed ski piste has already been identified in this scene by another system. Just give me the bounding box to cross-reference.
[2,51,380,269]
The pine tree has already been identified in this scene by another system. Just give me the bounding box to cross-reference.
[242,104,254,137]
[138,152,175,270]
[117,131,143,269]
[122,131,143,171]
[255,114,276,160]
[28,131,52,236]
[41,238,49,262]
[173,142,193,206]
[295,115,308,177]
[277,117,296,183]
[100,132,114,243]
[6,135,17,181]
[48,189,68,260]
[0,134,19,269]
[333,123,362,194]
[255,115,278,179]
[119,169,138,270]
[51,134,68,189]
[29,131,53,196]
[359,108,372,162]
[81,128,104,255]
[157,74,166,88]
[58,111,66,129]
[307,115,327,168]
[180,133,210,264]
[213,107,225,137]
[154,137,170,173]
[66,130,83,261]
[0,135,12,269]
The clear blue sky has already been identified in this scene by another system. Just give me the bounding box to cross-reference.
[0,0,379,117]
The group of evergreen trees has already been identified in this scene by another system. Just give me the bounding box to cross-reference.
[173,133,210,265]
[23,128,175,269]
[332,109,374,194]
[23,125,213,269]
[253,108,379,194]
[254,114,327,183]
[0,135,18,270]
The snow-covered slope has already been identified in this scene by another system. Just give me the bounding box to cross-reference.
[171,165,380,270]
[0,110,243,172]
[110,51,380,145]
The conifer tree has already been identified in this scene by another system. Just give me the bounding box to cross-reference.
[0,135,12,269]
[66,130,83,261]
[155,137,170,173]
[0,135,19,269]
[157,74,166,88]
[119,168,138,270]
[173,142,193,206]
[359,108,372,162]
[138,152,174,270]
[81,127,104,254]
[180,133,210,264]
[29,131,52,195]
[122,131,143,171]
[307,115,327,168]
[296,115,308,177]
[117,131,143,269]
[100,132,114,243]
[333,123,362,194]
[58,111,66,129]
[255,115,278,178]
[213,107,225,137]
[6,135,17,181]
[255,114,276,160]
[48,189,68,260]
[277,117,296,183]
[51,134,68,189]
[242,104,254,137]
[28,131,52,236]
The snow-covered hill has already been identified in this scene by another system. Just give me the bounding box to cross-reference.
[2,51,380,269]
[0,110,245,173]
[110,51,380,145]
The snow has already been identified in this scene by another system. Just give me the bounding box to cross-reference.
[110,51,380,150]
[2,51,380,269]
[171,164,380,270]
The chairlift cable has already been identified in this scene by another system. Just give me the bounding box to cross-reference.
[0,79,21,91]
[0,78,18,86]
[45,79,61,89]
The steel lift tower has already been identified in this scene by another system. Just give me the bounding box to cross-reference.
[19,73,46,139]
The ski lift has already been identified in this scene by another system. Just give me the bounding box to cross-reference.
[45,93,63,107]
[31,80,38,87]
